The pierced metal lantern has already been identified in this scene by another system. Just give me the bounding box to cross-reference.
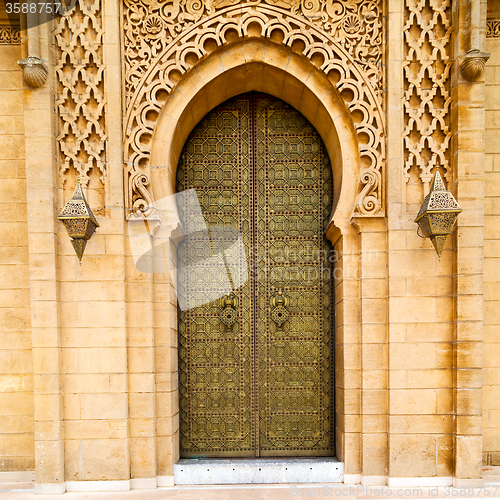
[58,180,100,261]
[414,170,462,258]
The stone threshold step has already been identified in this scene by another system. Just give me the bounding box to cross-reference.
[174,457,343,485]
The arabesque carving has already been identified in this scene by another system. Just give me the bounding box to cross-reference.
[0,26,20,44]
[403,0,453,192]
[54,0,107,187]
[123,0,385,218]
[487,20,500,38]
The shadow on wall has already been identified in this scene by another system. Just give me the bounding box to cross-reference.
[488,0,500,18]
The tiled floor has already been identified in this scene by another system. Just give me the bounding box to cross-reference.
[1,469,500,500]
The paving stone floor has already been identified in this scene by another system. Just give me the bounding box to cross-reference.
[1,469,499,500]
[1,483,500,500]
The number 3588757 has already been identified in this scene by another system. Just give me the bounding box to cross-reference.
[5,2,63,14]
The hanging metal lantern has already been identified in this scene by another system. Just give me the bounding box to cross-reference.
[414,170,462,258]
[58,179,100,261]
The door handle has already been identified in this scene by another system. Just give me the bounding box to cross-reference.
[220,293,238,326]
[271,288,289,326]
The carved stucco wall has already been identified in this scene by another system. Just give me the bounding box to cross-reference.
[403,0,453,195]
[54,0,107,189]
[49,0,459,217]
[122,0,385,219]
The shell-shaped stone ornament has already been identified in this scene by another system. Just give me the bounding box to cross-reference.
[460,49,490,82]
[343,14,361,35]
[18,56,48,88]
[144,14,164,37]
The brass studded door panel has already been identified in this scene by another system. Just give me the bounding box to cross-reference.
[177,93,334,458]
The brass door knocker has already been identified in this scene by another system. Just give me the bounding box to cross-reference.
[220,293,238,327]
[271,288,289,326]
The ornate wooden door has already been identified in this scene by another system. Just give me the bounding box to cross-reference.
[176,93,334,458]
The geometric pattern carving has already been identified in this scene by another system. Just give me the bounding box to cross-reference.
[123,0,385,217]
[0,26,20,44]
[487,21,500,38]
[54,0,106,187]
[177,94,333,457]
[403,0,453,191]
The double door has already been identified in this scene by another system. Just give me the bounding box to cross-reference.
[176,93,334,458]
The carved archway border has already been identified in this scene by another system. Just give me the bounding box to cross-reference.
[150,40,362,231]
[123,2,385,217]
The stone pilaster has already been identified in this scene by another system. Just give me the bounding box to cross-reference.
[353,217,389,485]
[25,14,65,495]
[328,225,362,483]
[451,0,487,487]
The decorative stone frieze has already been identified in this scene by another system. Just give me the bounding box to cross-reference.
[487,20,500,38]
[54,0,107,188]
[0,26,20,44]
[123,0,386,218]
[403,0,453,191]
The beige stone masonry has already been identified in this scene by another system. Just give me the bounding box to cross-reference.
[0,42,33,474]
[22,14,64,492]
[57,0,130,485]
[354,217,389,481]
[483,7,500,468]
[333,225,362,477]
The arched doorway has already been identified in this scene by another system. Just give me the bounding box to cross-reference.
[176,92,334,458]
